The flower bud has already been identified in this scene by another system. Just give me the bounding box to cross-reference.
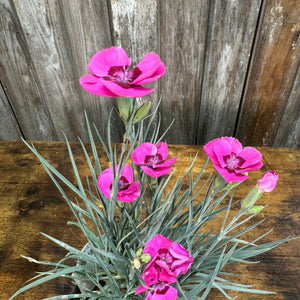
[133,101,151,123]
[132,257,141,269]
[240,185,261,210]
[117,97,133,123]
[140,253,151,263]
[257,171,278,193]
[135,248,143,257]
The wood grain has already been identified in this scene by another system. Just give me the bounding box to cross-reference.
[158,0,210,144]
[110,0,160,122]
[196,0,261,145]
[0,1,299,147]
[236,0,300,146]
[0,82,22,140]
[273,62,300,147]
[0,0,57,140]
[0,141,299,299]
[59,0,123,142]
[12,0,87,142]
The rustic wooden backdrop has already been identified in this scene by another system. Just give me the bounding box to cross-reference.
[0,0,299,147]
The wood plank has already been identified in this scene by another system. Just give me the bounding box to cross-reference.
[273,63,300,147]
[59,0,123,142]
[236,0,300,146]
[196,0,262,145]
[12,0,90,142]
[0,141,299,299]
[110,0,160,123]
[157,0,210,144]
[0,0,57,140]
[0,82,22,140]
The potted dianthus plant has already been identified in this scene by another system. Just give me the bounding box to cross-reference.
[11,47,294,300]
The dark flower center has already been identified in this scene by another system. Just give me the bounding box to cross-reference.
[110,176,129,191]
[223,154,245,172]
[155,283,169,295]
[158,249,173,266]
[145,154,163,167]
[103,66,142,88]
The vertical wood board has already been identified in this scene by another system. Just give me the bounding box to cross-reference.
[236,0,300,146]
[158,0,210,144]
[13,0,88,141]
[196,0,262,145]
[273,63,300,147]
[110,0,160,125]
[59,0,123,142]
[0,82,22,140]
[0,0,57,140]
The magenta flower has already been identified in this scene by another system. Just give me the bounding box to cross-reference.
[204,137,263,183]
[257,171,279,193]
[141,234,193,285]
[97,165,140,202]
[135,283,178,300]
[80,47,165,97]
[132,142,177,178]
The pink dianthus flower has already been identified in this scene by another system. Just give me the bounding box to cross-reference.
[97,165,140,202]
[80,47,165,97]
[132,142,177,178]
[204,137,263,183]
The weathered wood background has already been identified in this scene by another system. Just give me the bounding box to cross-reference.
[0,0,299,147]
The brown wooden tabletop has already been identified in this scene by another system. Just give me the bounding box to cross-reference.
[0,141,299,299]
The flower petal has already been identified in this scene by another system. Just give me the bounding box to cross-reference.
[238,147,263,170]
[137,62,166,85]
[88,47,131,76]
[132,143,157,165]
[220,137,243,154]
[144,234,174,256]
[102,80,154,97]
[141,166,172,178]
[156,142,169,160]
[203,138,221,165]
[214,164,248,183]
[152,157,177,169]
[213,140,232,167]
[131,52,165,85]
[121,164,134,182]
[148,285,178,300]
[135,285,148,295]
[79,75,117,97]
[257,171,279,193]
[117,181,140,202]
[97,168,114,198]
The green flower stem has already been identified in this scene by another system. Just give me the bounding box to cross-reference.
[117,97,138,143]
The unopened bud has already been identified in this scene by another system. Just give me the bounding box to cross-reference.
[241,185,261,210]
[136,248,143,257]
[140,253,151,263]
[118,97,133,123]
[132,257,141,269]
[133,101,151,123]
[257,171,278,193]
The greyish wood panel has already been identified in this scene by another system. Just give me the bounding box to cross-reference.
[236,0,300,146]
[59,0,123,142]
[158,0,210,144]
[1,0,299,147]
[12,0,88,142]
[0,0,57,140]
[110,0,160,125]
[273,63,300,147]
[0,82,22,140]
[196,0,262,145]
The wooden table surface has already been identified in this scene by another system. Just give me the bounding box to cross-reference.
[0,141,299,299]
